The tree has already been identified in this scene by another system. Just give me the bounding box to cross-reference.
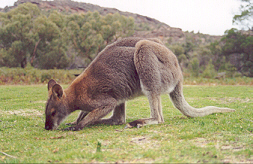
[48,10,66,29]
[168,44,187,69]
[198,45,212,68]
[168,44,185,57]
[32,14,69,69]
[65,12,134,65]
[65,13,104,63]
[221,28,253,77]
[0,3,40,68]
[0,3,135,69]
[219,0,253,77]
[208,41,223,70]
[233,0,253,30]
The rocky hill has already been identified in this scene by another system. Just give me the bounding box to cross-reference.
[1,0,221,44]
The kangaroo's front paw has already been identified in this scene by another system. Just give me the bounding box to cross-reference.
[64,126,82,131]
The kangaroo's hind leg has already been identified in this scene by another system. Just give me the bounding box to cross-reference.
[156,95,164,122]
[126,40,165,128]
[148,93,164,123]
[125,92,163,128]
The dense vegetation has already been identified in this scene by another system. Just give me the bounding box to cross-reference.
[0,3,134,69]
[0,0,252,80]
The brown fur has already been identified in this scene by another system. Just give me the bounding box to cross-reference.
[45,37,235,131]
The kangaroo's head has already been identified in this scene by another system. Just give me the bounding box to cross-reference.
[45,79,69,130]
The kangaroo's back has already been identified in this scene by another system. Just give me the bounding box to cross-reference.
[70,37,165,101]
[86,46,141,100]
[70,38,146,101]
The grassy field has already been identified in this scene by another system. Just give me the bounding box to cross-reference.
[0,85,252,163]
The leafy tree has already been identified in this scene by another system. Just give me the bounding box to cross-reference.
[183,35,196,58]
[65,12,134,64]
[32,14,69,69]
[218,56,237,77]
[207,41,223,70]
[0,3,40,68]
[198,45,212,68]
[168,44,188,69]
[219,0,253,77]
[168,44,185,57]
[48,10,66,29]
[65,13,103,63]
[233,0,253,30]
[102,13,122,44]
[116,14,135,38]
[221,28,253,77]
[0,3,135,69]
[178,54,187,69]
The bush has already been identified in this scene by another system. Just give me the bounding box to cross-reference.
[202,59,217,78]
[190,57,200,77]
[41,73,52,83]
[0,67,80,85]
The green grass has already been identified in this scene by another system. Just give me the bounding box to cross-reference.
[0,85,252,163]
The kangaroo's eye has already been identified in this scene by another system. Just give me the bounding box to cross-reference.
[52,110,56,116]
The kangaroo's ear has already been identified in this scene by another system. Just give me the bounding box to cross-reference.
[52,84,63,100]
[48,79,57,91]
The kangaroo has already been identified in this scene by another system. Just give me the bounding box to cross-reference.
[45,37,235,131]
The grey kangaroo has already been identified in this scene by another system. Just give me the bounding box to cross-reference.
[45,37,235,131]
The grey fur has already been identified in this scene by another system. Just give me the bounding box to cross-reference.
[45,37,235,131]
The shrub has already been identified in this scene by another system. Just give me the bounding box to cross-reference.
[0,67,80,85]
[41,73,52,83]
[202,59,217,78]
[190,57,200,77]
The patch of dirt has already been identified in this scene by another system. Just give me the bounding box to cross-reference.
[192,137,209,148]
[222,155,253,163]
[192,137,251,163]
[130,136,160,149]
[193,138,247,152]
[131,137,149,144]
[209,97,253,104]
[186,97,252,105]
[221,145,245,152]
[0,109,43,116]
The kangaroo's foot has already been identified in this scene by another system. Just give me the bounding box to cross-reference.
[65,121,77,126]
[125,118,161,129]
[64,125,83,131]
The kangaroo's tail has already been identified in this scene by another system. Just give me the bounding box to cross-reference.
[169,82,235,117]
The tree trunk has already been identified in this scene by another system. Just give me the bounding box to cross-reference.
[21,57,27,68]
